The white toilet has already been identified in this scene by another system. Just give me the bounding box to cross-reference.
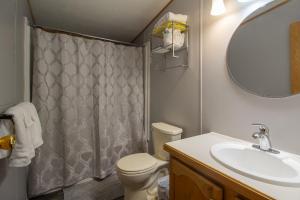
[116,122,182,200]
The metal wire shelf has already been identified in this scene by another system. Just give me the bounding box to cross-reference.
[151,20,189,70]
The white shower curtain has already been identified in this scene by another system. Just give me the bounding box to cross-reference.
[29,28,147,197]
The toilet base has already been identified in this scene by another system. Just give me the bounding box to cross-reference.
[124,188,147,200]
[124,186,158,200]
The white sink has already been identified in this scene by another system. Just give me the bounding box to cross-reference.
[210,142,300,187]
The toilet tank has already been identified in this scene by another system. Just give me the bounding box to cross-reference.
[152,122,182,161]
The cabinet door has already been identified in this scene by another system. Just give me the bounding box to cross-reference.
[170,158,223,200]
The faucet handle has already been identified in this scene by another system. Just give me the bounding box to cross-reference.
[252,123,269,134]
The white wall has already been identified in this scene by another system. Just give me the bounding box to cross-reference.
[202,0,300,154]
[136,0,201,138]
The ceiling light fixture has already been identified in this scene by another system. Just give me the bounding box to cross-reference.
[237,0,255,2]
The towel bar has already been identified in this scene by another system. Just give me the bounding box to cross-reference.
[0,135,16,150]
[0,114,13,121]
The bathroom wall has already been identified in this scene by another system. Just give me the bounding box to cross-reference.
[0,0,32,199]
[202,0,300,154]
[0,0,31,111]
[135,0,201,138]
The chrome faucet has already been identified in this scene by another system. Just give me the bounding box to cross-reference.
[251,123,279,154]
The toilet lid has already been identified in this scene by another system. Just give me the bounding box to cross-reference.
[117,153,157,173]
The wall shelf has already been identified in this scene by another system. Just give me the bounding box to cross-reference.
[151,20,189,70]
[152,44,187,55]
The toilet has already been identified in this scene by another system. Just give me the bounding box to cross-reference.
[116,122,182,200]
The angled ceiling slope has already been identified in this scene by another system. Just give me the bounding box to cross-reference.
[29,0,172,42]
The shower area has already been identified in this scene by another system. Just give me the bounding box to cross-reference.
[28,27,149,199]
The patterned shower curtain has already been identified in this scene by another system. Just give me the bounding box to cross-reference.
[29,28,146,197]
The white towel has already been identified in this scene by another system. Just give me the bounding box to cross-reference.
[18,102,43,148]
[6,102,43,167]
[0,120,14,159]
[154,12,188,29]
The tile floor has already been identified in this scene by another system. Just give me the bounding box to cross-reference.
[31,174,124,200]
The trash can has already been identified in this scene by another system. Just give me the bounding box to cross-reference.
[158,175,169,200]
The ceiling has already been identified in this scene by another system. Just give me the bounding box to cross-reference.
[29,0,171,42]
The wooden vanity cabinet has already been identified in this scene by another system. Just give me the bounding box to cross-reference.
[165,145,274,200]
[170,158,223,200]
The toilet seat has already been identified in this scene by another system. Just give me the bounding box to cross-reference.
[117,153,158,174]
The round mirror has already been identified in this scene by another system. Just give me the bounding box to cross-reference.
[227,0,300,98]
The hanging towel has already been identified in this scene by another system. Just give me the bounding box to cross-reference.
[18,102,43,148]
[5,102,43,167]
[0,120,14,159]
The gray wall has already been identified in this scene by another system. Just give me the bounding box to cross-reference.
[202,0,300,154]
[0,0,31,199]
[136,0,201,138]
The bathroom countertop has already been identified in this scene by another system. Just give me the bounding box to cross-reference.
[165,132,300,200]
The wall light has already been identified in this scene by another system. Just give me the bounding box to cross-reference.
[211,0,226,16]
[237,0,255,2]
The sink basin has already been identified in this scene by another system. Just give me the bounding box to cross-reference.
[210,142,300,187]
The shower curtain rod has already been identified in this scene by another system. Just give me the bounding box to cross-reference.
[30,24,141,47]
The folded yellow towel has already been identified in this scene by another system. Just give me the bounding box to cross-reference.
[152,21,187,38]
